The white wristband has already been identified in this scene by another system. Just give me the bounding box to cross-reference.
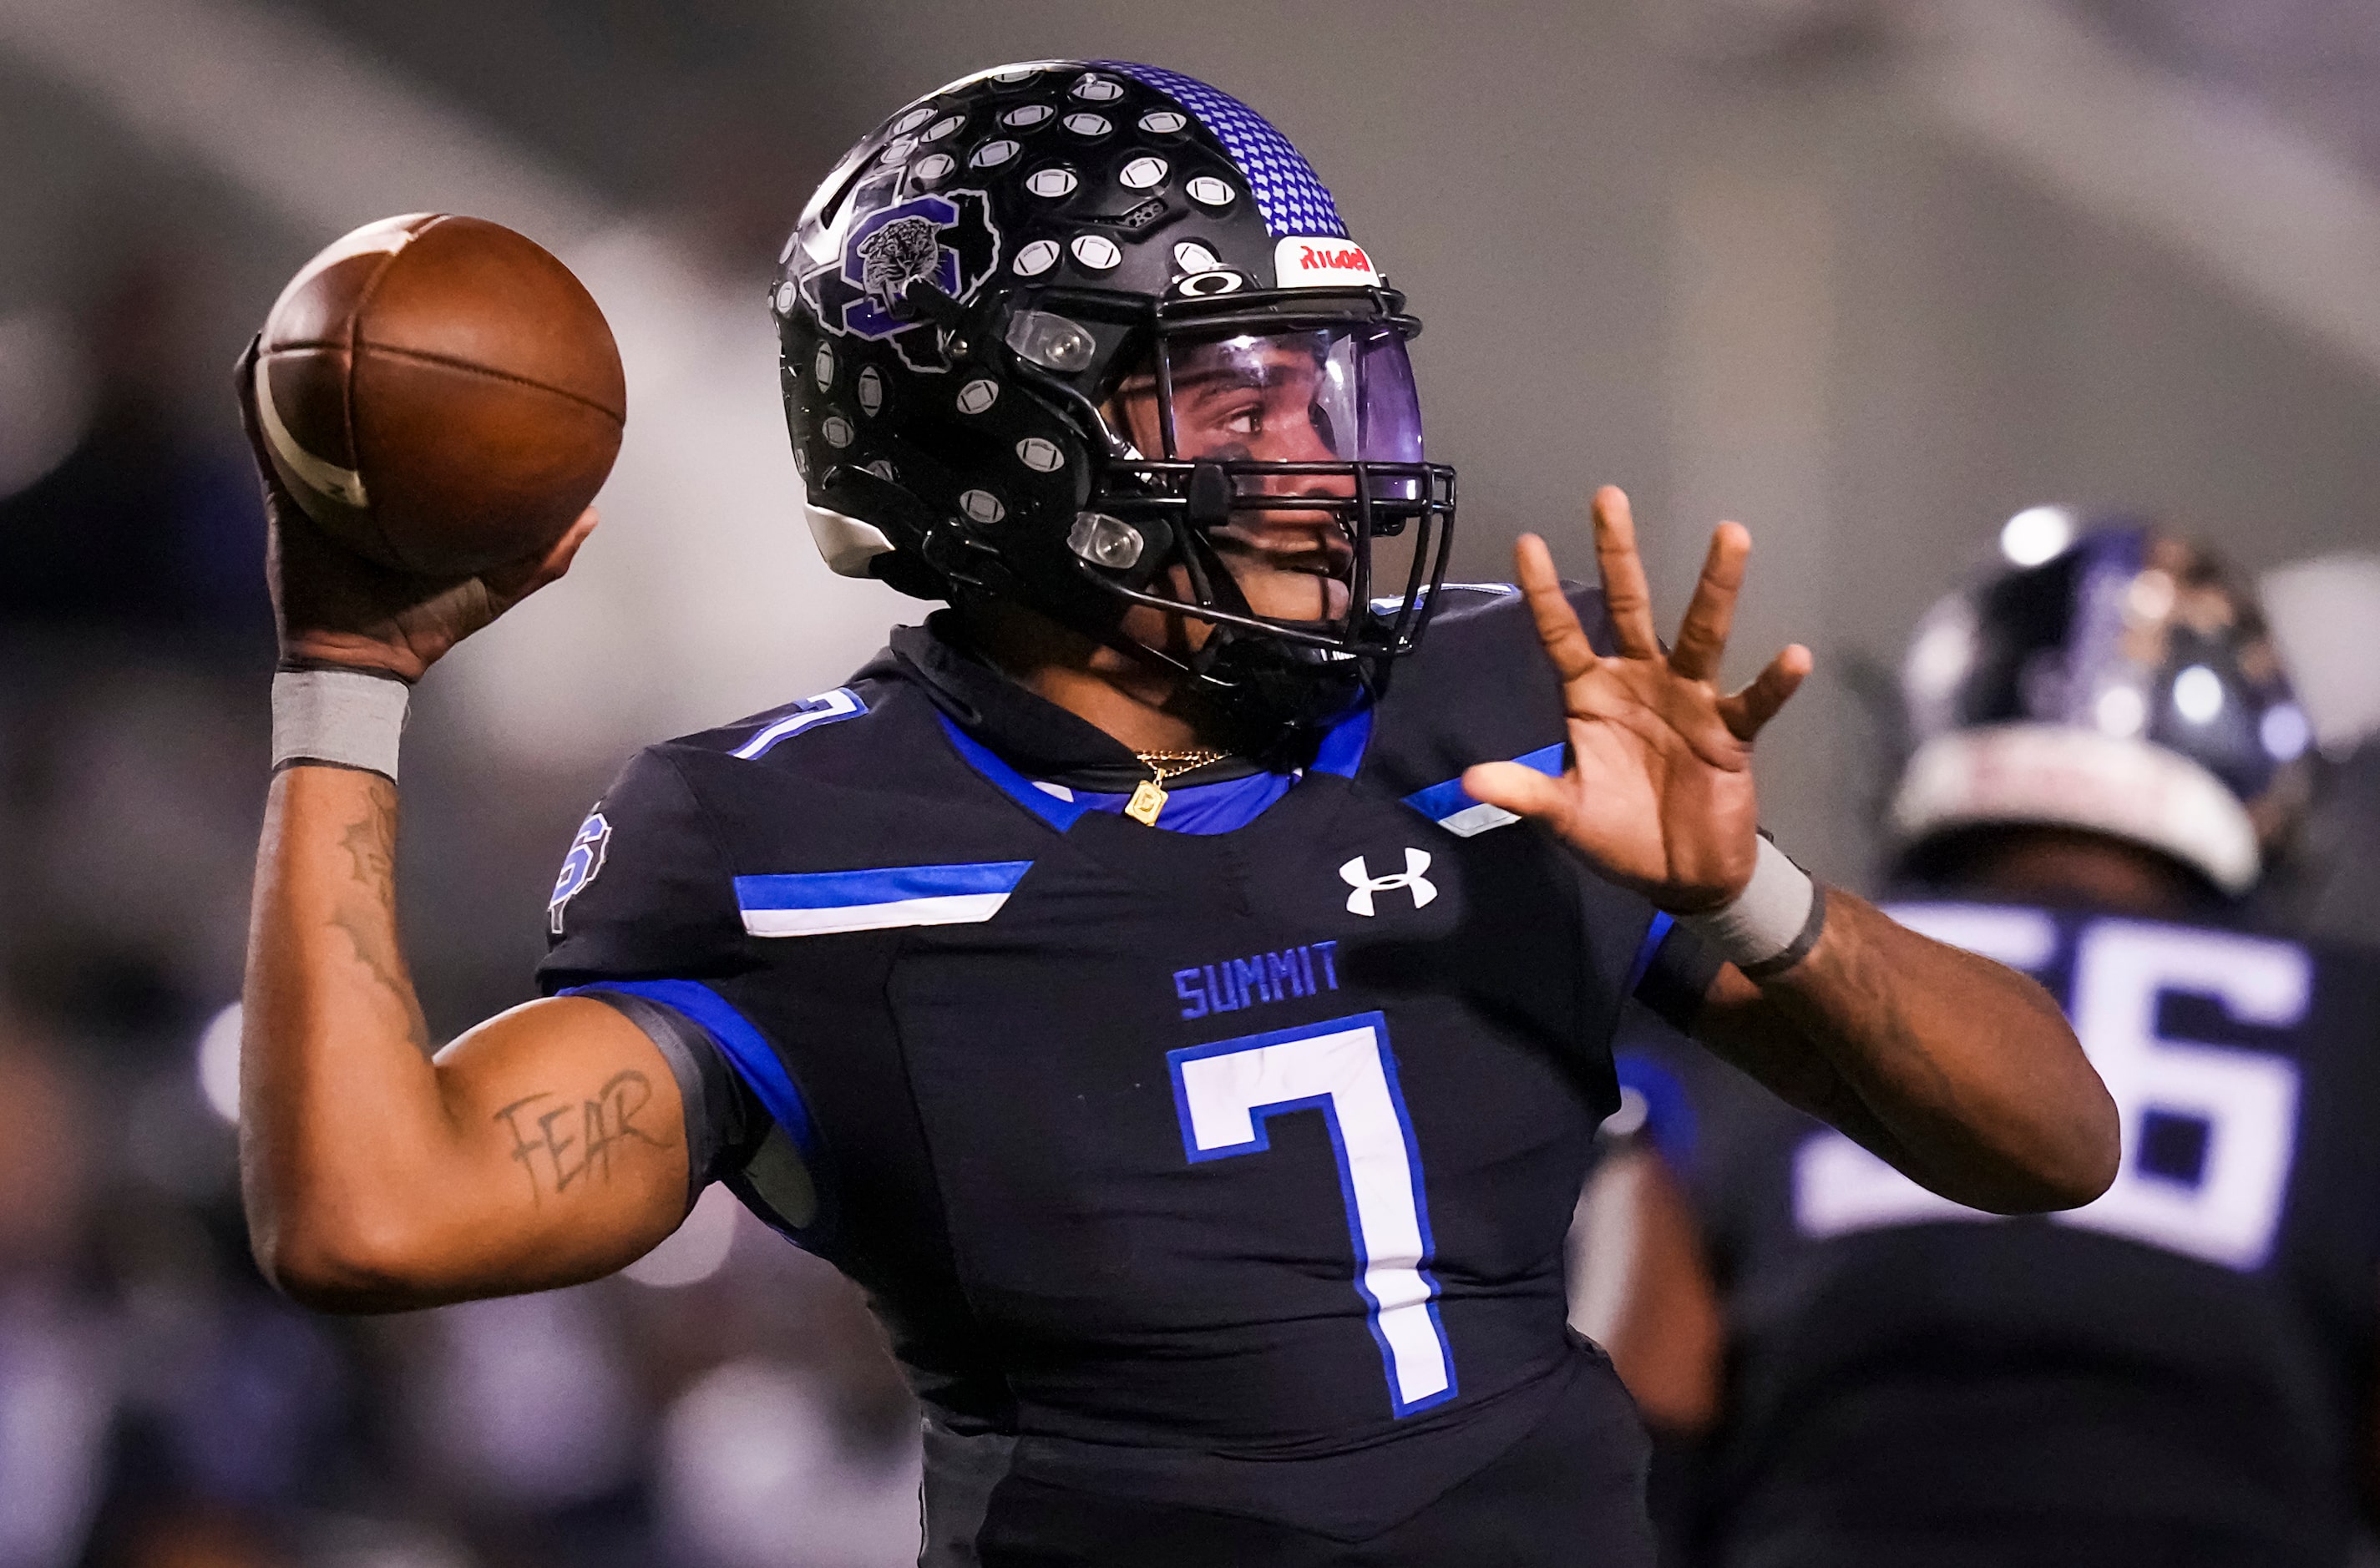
[271,668,410,781]
[1678,836,1825,977]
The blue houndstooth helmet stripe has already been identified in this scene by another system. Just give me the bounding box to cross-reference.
[1092,60,1349,240]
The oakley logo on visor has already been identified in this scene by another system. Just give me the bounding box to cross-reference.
[1275,236,1380,289]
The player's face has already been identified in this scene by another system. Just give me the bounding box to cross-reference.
[1113,331,1360,625]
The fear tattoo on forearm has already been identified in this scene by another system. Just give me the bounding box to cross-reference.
[494,1070,667,1202]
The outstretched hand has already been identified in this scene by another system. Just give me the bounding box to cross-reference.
[1462,487,1810,914]
[237,336,595,682]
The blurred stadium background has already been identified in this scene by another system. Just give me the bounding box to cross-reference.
[2,0,2377,1563]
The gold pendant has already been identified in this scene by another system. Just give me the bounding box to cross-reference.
[1125,779,1167,826]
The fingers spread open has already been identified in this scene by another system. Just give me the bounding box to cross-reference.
[1593,487,1662,659]
[1669,521,1749,684]
[1513,533,1601,683]
[1718,643,1811,741]
[1462,758,1570,824]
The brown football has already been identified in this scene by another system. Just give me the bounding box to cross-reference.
[253,213,625,576]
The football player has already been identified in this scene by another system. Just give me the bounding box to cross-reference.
[236,63,2114,1565]
[1584,519,2380,1567]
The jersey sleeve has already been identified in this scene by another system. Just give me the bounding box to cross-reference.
[575,986,767,1206]
[1630,916,1723,1034]
[534,746,772,1203]
[538,745,747,988]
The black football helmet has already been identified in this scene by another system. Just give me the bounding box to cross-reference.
[1889,513,2312,894]
[771,60,1456,733]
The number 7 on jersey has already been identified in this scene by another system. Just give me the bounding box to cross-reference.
[1167,1012,1457,1417]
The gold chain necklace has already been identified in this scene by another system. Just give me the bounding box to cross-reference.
[1125,747,1231,826]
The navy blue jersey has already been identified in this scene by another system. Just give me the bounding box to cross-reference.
[1627,901,2380,1568]
[539,588,1719,1562]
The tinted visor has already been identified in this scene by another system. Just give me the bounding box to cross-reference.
[1096,311,1451,653]
[1146,323,1424,475]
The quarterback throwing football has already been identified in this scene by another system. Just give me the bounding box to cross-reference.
[240,62,2116,1565]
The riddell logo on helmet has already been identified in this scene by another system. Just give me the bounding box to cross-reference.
[1274,235,1380,289]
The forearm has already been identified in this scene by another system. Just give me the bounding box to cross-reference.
[240,766,685,1308]
[241,765,452,1290]
[1697,888,2117,1213]
[1456,508,2114,1207]
[230,332,651,1308]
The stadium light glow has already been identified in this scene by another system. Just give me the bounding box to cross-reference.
[2000,505,2076,567]
[198,1002,242,1123]
[2172,665,2224,724]
[2261,703,2311,761]
[2094,685,2146,737]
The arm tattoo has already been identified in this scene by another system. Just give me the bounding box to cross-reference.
[326,781,431,1055]
[493,1070,668,1203]
[337,787,399,888]
[327,906,433,1055]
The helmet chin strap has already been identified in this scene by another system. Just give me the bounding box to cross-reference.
[1087,519,1375,743]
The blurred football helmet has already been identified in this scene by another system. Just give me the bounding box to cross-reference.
[772,61,1455,731]
[1890,514,2312,894]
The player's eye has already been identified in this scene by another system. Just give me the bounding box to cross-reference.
[1218,400,1263,439]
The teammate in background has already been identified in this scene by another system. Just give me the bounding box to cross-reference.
[1582,518,2380,1568]
[2258,551,2380,950]
[236,63,2114,1566]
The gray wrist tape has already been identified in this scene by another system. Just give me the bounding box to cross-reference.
[1679,836,1824,977]
[271,668,410,781]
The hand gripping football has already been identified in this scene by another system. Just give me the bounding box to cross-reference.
[252,213,625,576]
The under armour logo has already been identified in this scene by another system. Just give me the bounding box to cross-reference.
[1339,848,1438,918]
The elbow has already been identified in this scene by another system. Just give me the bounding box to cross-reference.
[249,1203,443,1314]
[1978,1052,2122,1216]
[2051,1070,2123,1210]
[2032,1015,2122,1212]
[1923,1003,2119,1216]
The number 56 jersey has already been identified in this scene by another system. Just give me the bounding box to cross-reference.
[537,592,1718,1562]
[1651,901,2380,1567]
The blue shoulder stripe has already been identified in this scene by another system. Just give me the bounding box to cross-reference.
[1401,741,1565,836]
[560,978,815,1156]
[733,861,1034,937]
